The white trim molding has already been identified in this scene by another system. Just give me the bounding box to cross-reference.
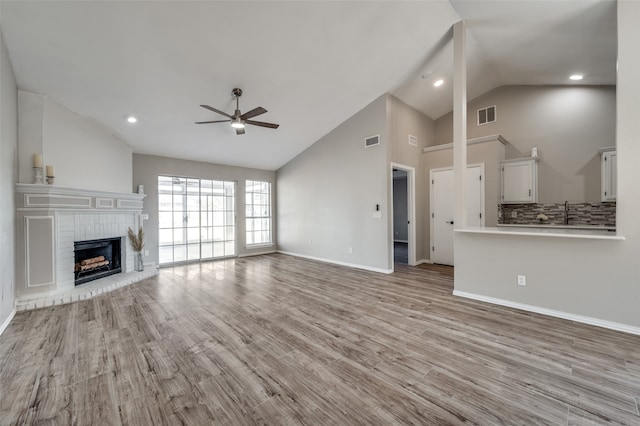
[277,251,393,274]
[96,198,114,209]
[453,290,640,336]
[0,309,16,337]
[422,134,507,153]
[24,215,56,287]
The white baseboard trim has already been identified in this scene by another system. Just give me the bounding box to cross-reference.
[238,250,276,258]
[0,308,16,337]
[415,259,432,265]
[277,251,393,274]
[453,290,640,336]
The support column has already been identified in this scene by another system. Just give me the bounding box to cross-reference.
[453,20,467,229]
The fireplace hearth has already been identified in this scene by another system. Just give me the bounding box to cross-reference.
[74,237,122,285]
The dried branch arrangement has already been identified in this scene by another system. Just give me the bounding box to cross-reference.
[127,227,145,252]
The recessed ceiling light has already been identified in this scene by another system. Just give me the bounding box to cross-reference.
[434,79,444,87]
[125,115,137,123]
[569,74,583,81]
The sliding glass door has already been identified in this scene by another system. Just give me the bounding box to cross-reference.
[158,176,235,265]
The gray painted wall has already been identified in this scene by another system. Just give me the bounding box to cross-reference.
[132,154,276,266]
[388,95,435,263]
[0,30,18,328]
[435,85,616,203]
[18,91,133,193]
[392,175,408,241]
[277,94,391,271]
[454,2,640,330]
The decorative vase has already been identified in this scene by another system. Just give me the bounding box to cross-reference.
[135,251,144,272]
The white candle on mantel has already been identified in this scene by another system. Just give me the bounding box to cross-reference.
[33,154,43,168]
[46,165,54,177]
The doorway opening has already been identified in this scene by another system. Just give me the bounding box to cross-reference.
[391,163,416,267]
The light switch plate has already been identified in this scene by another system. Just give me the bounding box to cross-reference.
[373,211,382,219]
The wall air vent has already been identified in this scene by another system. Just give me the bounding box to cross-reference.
[477,105,496,126]
[408,135,417,146]
[365,134,380,148]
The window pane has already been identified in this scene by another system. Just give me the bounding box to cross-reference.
[159,194,173,211]
[187,227,200,244]
[201,227,213,242]
[173,213,184,228]
[213,242,225,257]
[186,212,200,228]
[159,229,173,245]
[213,226,224,241]
[174,245,187,262]
[225,241,235,256]
[173,229,185,245]
[159,212,173,228]
[201,243,213,259]
[159,246,173,264]
[187,243,200,260]
[225,226,235,241]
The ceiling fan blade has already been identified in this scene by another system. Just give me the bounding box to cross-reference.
[200,104,233,119]
[240,107,267,120]
[246,120,279,129]
[236,127,246,135]
[195,120,231,124]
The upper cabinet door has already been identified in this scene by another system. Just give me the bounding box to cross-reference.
[501,158,538,204]
[601,150,617,201]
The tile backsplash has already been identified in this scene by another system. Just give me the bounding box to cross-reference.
[499,202,616,227]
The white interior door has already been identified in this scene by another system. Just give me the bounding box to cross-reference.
[431,169,455,265]
[430,165,484,266]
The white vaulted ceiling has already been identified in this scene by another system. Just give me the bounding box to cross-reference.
[0,1,617,170]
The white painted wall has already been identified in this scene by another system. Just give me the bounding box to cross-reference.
[132,154,277,266]
[435,85,616,203]
[454,2,640,331]
[18,91,133,193]
[0,30,18,330]
[277,94,391,272]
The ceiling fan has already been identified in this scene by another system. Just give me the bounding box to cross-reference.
[195,88,280,135]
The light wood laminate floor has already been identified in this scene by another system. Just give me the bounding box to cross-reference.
[1,254,640,425]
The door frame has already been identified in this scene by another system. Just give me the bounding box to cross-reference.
[390,162,416,267]
[429,163,485,265]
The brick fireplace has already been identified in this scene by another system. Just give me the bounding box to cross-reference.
[15,183,157,310]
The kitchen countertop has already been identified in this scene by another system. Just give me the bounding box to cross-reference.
[456,226,624,240]
[497,223,616,231]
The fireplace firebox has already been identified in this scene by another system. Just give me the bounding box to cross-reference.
[74,237,122,286]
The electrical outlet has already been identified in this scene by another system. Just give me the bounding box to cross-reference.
[517,275,526,286]
[348,247,353,254]
[144,249,149,256]
[308,238,312,244]
[512,211,517,219]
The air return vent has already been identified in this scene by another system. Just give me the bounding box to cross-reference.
[365,134,380,148]
[477,105,496,126]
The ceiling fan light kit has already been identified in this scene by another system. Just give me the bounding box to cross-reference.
[196,88,279,135]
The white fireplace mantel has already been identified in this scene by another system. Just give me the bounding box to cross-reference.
[15,183,157,311]
[16,183,145,211]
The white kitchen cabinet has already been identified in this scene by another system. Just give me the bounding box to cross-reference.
[501,158,538,204]
[600,147,617,201]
